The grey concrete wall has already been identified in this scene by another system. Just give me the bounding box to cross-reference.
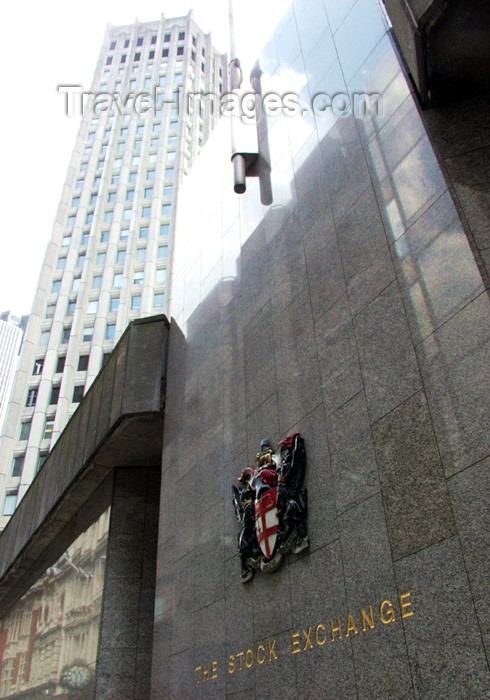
[95,466,161,700]
[151,1,490,697]
[0,315,168,614]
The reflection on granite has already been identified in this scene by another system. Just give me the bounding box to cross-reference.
[392,190,484,344]
[153,1,490,696]
[416,292,490,476]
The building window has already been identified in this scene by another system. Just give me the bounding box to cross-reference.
[129,171,137,182]
[77,253,85,267]
[126,188,135,201]
[110,40,117,50]
[139,226,148,239]
[33,358,44,375]
[155,268,166,284]
[12,456,25,477]
[162,203,172,216]
[147,169,155,180]
[164,33,171,43]
[158,245,168,258]
[20,422,31,441]
[87,300,98,314]
[142,206,151,218]
[110,297,119,312]
[56,356,66,373]
[106,56,113,65]
[72,386,84,403]
[136,248,146,262]
[44,419,54,441]
[120,228,129,240]
[83,327,94,342]
[26,389,38,407]
[72,277,81,292]
[133,271,144,285]
[178,31,185,40]
[104,211,113,223]
[50,386,60,405]
[177,46,184,56]
[67,300,76,315]
[136,37,143,47]
[37,454,48,473]
[149,50,155,60]
[144,186,153,198]
[113,273,123,288]
[3,491,18,516]
[162,48,169,58]
[165,167,174,178]
[61,327,71,343]
[134,51,141,61]
[116,250,126,264]
[106,324,116,340]
[121,54,127,63]
[96,252,106,266]
[164,185,173,197]
[124,38,130,48]
[86,212,94,224]
[39,330,50,346]
[131,295,141,310]
[108,191,116,202]
[154,293,164,308]
[151,35,157,45]
[61,236,71,248]
[100,231,109,243]
[92,275,102,289]
[112,174,120,184]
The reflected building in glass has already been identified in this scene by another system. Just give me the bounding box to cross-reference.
[0,1,489,698]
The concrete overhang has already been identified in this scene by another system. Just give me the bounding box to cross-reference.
[383,0,490,106]
[0,315,169,614]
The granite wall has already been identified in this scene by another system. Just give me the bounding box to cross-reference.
[152,1,489,697]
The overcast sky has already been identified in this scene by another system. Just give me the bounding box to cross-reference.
[0,0,290,316]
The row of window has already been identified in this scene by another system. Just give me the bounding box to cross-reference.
[108,31,185,53]
[32,354,89,378]
[39,292,166,347]
[25,384,84,410]
[68,200,173,228]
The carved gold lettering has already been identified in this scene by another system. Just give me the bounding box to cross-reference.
[290,632,301,654]
[202,663,211,680]
[235,651,244,671]
[399,592,414,619]
[256,644,265,664]
[379,599,395,624]
[195,666,202,684]
[345,613,359,637]
[245,649,254,668]
[302,627,313,650]
[227,655,235,674]
[315,623,326,646]
[211,661,218,679]
[329,617,342,642]
[360,606,375,632]
[268,640,278,661]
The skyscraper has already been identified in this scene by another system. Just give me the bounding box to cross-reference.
[0,12,226,526]
[0,313,27,439]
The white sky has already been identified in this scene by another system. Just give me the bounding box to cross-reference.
[0,0,290,316]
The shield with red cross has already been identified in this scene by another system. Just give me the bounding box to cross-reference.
[254,487,279,559]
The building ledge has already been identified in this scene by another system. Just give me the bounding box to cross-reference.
[0,315,169,613]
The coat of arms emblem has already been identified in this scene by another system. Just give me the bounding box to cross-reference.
[232,433,309,582]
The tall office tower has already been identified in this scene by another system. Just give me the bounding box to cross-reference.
[0,12,227,526]
[0,313,27,437]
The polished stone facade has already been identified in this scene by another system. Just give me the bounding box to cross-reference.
[152,1,489,697]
